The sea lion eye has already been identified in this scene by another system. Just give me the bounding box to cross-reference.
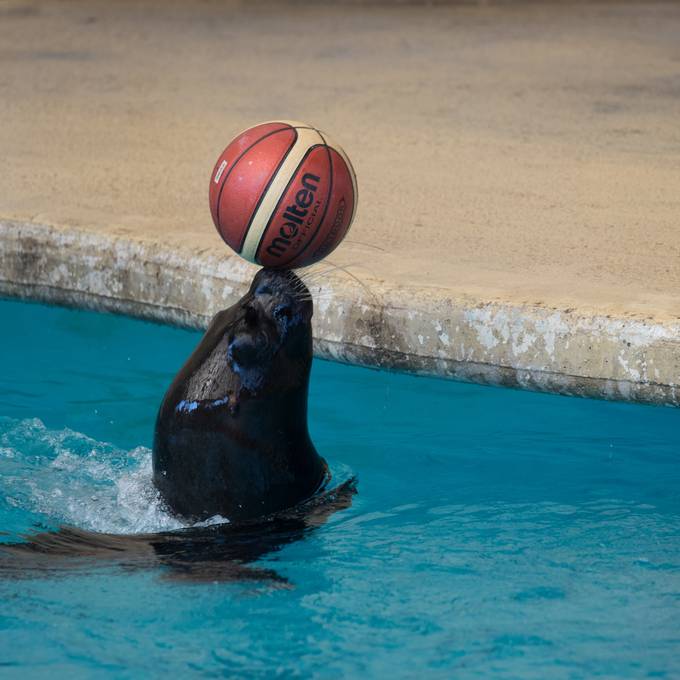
[244,305,258,327]
[274,304,293,322]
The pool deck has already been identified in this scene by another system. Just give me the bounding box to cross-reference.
[1,0,679,405]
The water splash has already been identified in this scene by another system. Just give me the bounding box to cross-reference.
[0,417,227,536]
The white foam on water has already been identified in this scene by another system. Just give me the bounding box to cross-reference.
[0,417,229,535]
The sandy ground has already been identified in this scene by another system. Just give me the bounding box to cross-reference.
[1,0,679,319]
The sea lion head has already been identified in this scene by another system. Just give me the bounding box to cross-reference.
[226,268,313,394]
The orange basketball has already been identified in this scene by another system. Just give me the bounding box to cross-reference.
[209,121,357,269]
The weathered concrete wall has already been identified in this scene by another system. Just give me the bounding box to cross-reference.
[2,220,678,406]
[1,1,679,406]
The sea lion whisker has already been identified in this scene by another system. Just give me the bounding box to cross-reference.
[323,258,380,297]
[299,264,343,277]
[300,260,381,307]
[292,283,310,297]
[291,279,311,296]
[298,262,353,282]
[290,284,312,298]
[344,239,386,252]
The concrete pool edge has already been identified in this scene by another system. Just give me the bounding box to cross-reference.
[1,219,678,406]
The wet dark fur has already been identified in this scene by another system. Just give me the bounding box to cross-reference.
[152,268,329,521]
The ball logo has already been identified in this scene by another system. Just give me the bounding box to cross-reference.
[266,173,320,259]
[214,160,228,184]
[314,198,346,259]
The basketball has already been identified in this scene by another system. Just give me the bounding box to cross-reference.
[209,121,357,269]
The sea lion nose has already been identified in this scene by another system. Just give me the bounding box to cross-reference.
[244,304,258,327]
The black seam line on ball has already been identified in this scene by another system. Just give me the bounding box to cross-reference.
[216,126,313,240]
[288,129,334,267]
[215,124,293,236]
[237,129,301,254]
[254,144,324,265]
[213,124,296,248]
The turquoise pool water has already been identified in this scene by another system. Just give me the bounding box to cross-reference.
[0,298,678,678]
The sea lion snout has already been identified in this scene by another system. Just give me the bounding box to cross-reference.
[229,270,312,360]
[249,268,313,325]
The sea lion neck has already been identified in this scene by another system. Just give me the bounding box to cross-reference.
[236,370,312,436]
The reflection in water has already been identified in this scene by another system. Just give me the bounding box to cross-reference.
[1,479,356,584]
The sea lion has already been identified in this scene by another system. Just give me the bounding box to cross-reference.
[0,268,355,583]
[152,268,329,522]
